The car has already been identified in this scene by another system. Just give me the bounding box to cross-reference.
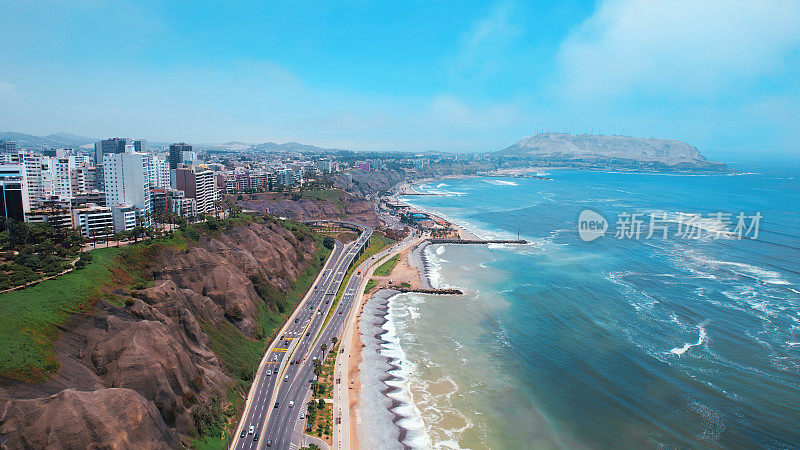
[284,375,289,382]
[240,429,247,438]
[325,300,329,304]
[248,425,254,434]
[289,360,294,365]
[266,370,271,376]
[253,432,259,442]
[313,356,318,361]
[273,368,278,374]
[294,318,299,323]
[266,439,273,447]
[274,401,279,408]
[300,413,305,419]
[273,355,277,361]
[339,310,342,314]
[289,400,294,408]
[306,332,310,337]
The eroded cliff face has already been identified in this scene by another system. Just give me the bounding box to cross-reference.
[0,220,319,448]
[232,192,381,226]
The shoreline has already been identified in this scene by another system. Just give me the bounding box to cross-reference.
[351,190,486,449]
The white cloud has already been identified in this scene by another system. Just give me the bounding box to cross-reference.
[457,2,522,75]
[557,0,800,99]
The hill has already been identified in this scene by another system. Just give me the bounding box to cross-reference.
[0,216,330,448]
[0,131,96,149]
[498,133,726,170]
[252,141,346,153]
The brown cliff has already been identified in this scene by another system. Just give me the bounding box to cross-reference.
[0,219,321,448]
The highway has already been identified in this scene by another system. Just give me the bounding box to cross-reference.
[265,229,418,450]
[232,224,372,449]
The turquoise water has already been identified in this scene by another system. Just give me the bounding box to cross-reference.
[394,170,800,448]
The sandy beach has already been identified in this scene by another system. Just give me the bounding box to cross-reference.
[345,179,483,448]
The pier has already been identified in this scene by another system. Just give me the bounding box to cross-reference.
[394,287,463,295]
[428,238,528,244]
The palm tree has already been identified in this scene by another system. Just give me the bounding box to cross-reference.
[320,343,327,355]
[101,227,112,247]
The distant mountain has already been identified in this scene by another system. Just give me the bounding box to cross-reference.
[498,133,725,170]
[44,132,97,147]
[251,141,346,154]
[1,131,96,149]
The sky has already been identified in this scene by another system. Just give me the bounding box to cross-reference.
[1,0,798,161]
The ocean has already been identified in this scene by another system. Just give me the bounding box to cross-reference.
[356,169,800,449]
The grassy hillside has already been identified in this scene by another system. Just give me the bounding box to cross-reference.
[0,247,119,382]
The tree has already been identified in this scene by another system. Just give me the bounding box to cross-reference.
[101,227,112,247]
[320,343,327,354]
[322,235,334,250]
[331,336,337,346]
[317,398,325,410]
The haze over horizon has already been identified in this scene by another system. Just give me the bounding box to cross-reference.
[1,0,798,161]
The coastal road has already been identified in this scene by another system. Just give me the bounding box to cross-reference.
[232,229,364,449]
[232,225,373,449]
[257,228,373,450]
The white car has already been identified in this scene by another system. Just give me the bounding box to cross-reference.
[289,400,294,408]
[299,413,305,419]
[248,425,254,434]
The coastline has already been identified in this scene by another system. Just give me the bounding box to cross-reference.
[351,187,484,449]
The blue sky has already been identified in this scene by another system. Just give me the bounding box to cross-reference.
[1,0,798,160]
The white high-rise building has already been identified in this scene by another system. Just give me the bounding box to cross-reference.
[7,151,43,208]
[0,163,30,216]
[103,151,152,222]
[150,154,170,188]
[53,157,73,199]
[175,166,217,215]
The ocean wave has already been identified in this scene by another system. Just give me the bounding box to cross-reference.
[682,249,790,285]
[483,179,519,186]
[383,294,434,449]
[670,326,708,356]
